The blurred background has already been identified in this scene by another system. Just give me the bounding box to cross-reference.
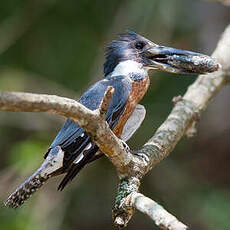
[0,0,230,229]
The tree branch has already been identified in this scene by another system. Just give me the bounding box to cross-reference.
[0,90,141,177]
[1,25,230,230]
[129,192,188,230]
[112,24,230,227]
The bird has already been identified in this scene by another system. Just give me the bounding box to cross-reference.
[4,30,219,208]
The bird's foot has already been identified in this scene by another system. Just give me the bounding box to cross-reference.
[133,151,150,163]
[121,140,130,152]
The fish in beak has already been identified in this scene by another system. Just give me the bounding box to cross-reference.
[144,44,220,74]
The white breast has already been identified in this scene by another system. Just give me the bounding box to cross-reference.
[111,60,147,77]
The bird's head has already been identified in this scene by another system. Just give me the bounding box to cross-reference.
[104,30,220,77]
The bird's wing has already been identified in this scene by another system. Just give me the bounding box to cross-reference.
[47,76,132,190]
[85,104,146,164]
[121,104,146,141]
[58,104,145,191]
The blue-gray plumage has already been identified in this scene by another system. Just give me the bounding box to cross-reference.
[51,76,131,150]
[51,75,132,190]
[5,30,220,208]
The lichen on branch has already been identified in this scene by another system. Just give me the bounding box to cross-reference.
[1,24,230,230]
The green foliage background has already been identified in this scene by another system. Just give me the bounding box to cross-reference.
[0,0,230,229]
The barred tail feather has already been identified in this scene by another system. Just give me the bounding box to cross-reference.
[5,146,65,208]
[4,168,50,208]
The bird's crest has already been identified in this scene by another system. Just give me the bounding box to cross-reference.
[104,30,150,76]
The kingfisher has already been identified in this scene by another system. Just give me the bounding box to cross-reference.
[5,30,219,208]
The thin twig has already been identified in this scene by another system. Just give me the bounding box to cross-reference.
[1,24,230,230]
[99,86,115,117]
[129,192,188,230]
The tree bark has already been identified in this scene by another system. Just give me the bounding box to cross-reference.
[1,24,230,230]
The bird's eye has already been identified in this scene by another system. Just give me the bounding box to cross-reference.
[135,41,145,50]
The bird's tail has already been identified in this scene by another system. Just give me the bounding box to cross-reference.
[4,146,64,208]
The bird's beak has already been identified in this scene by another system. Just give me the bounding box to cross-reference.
[144,45,220,74]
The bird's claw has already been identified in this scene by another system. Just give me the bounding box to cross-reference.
[133,152,150,163]
[121,140,130,152]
